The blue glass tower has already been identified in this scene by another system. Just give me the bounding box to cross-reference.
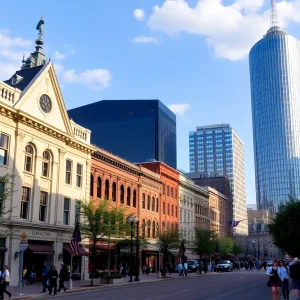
[249,1,300,212]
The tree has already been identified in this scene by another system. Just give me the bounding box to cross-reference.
[218,237,234,256]
[157,228,180,270]
[193,228,217,259]
[232,242,244,259]
[268,198,300,256]
[0,175,13,218]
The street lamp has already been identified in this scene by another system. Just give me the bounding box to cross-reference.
[134,218,140,282]
[129,216,138,283]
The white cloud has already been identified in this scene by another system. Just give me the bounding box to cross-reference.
[131,36,160,44]
[168,103,191,116]
[134,8,145,21]
[147,0,300,61]
[62,68,112,91]
[53,51,66,60]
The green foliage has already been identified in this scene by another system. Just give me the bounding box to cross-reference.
[193,228,217,258]
[79,200,130,285]
[0,175,14,218]
[218,237,234,256]
[232,242,244,256]
[268,198,300,256]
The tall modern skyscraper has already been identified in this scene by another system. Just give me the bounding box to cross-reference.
[249,0,300,212]
[189,124,248,235]
[68,100,177,168]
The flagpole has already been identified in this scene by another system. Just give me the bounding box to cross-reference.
[70,254,73,290]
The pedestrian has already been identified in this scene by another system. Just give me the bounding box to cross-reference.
[255,260,261,272]
[48,265,58,296]
[121,262,127,278]
[266,259,281,300]
[145,264,150,276]
[176,263,182,276]
[57,262,67,293]
[278,260,289,300]
[289,257,300,300]
[263,260,267,271]
[183,262,188,277]
[142,265,146,275]
[40,261,50,293]
[1,265,12,299]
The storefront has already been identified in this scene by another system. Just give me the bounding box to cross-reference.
[141,245,159,273]
[0,238,7,271]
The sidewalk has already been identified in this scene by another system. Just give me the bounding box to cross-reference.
[7,272,206,299]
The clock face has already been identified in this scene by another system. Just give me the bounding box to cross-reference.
[39,94,52,113]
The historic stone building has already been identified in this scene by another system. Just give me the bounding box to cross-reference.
[205,187,233,237]
[178,174,209,243]
[0,25,93,285]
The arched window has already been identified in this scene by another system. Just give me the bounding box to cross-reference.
[97,177,102,198]
[133,190,137,208]
[105,179,109,200]
[152,197,155,212]
[152,221,156,238]
[120,185,124,204]
[127,187,131,206]
[147,195,151,210]
[156,198,159,213]
[112,182,116,202]
[90,174,94,197]
[42,150,51,177]
[142,219,146,238]
[147,220,151,238]
[24,144,34,172]
[142,193,145,209]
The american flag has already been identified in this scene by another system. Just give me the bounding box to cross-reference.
[70,219,82,256]
[228,220,241,227]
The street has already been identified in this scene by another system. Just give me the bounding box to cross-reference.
[37,271,270,300]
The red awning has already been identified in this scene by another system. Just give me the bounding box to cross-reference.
[63,244,88,256]
[28,243,54,254]
[95,241,116,250]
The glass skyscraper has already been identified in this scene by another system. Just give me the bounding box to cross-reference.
[189,124,248,235]
[249,12,300,212]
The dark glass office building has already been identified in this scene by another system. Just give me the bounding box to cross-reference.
[68,100,177,168]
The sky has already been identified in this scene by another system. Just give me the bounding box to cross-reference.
[2,0,300,205]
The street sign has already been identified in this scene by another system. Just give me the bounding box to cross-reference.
[20,232,27,240]
[19,240,28,252]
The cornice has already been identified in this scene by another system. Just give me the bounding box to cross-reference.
[0,104,94,154]
[179,180,209,197]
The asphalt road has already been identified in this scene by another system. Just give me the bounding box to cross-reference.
[38,271,271,300]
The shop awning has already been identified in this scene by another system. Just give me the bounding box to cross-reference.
[28,243,54,254]
[63,244,88,256]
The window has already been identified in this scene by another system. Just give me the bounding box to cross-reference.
[162,184,165,195]
[175,206,178,218]
[152,221,156,238]
[63,198,70,225]
[171,187,173,198]
[97,177,102,198]
[90,174,94,197]
[167,203,170,216]
[76,164,82,188]
[20,187,30,219]
[65,160,72,185]
[0,183,5,216]
[142,220,146,238]
[39,191,48,222]
[147,220,151,238]
[163,202,165,215]
[133,190,137,208]
[156,198,159,213]
[152,197,155,211]
[127,187,131,206]
[147,195,151,210]
[142,193,145,209]
[180,209,182,221]
[112,182,116,202]
[120,185,124,204]
[24,145,34,172]
[75,201,81,222]
[171,205,174,217]
[0,134,9,166]
[42,151,50,177]
[105,179,109,200]
[175,188,177,199]
[167,186,170,197]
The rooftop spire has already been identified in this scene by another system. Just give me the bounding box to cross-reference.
[270,0,279,28]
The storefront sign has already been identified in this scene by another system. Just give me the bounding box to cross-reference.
[32,231,51,237]
[19,240,28,252]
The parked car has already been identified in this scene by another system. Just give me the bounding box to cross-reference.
[186,260,199,272]
[215,260,233,272]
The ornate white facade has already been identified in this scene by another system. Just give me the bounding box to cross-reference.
[0,56,94,285]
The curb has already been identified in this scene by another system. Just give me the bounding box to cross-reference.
[12,273,214,300]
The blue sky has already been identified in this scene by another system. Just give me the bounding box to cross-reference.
[1,0,300,205]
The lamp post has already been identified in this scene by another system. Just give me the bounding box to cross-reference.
[129,216,139,283]
[134,220,140,282]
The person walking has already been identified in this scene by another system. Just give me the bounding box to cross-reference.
[40,261,50,293]
[289,257,300,300]
[176,263,183,276]
[255,260,261,273]
[57,263,67,293]
[183,262,188,277]
[278,260,289,300]
[1,265,12,299]
[266,259,281,300]
[48,265,59,296]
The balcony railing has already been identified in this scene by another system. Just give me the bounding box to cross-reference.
[0,82,21,106]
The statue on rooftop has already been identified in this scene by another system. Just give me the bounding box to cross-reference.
[36,17,45,38]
